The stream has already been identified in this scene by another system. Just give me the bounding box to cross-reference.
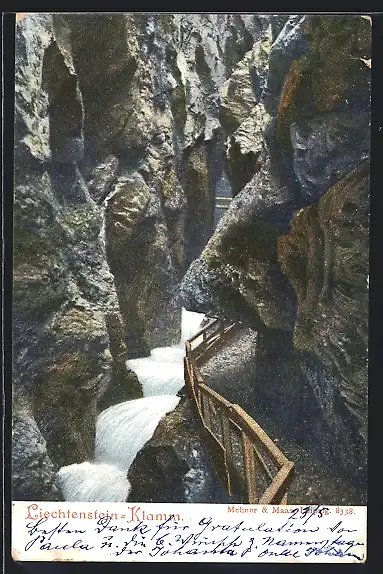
[56,308,205,502]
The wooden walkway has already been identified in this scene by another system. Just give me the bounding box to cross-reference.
[184,318,295,504]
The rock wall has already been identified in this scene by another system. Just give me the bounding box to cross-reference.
[13,13,271,499]
[13,13,369,499]
[278,163,369,480]
[181,15,370,485]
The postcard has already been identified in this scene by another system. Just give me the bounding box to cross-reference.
[11,12,370,563]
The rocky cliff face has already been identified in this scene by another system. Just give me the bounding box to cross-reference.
[13,13,370,499]
[13,14,143,499]
[13,13,272,500]
[181,15,370,485]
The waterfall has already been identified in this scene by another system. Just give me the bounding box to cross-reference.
[95,395,180,471]
[56,462,131,503]
[55,308,205,502]
[127,308,205,397]
[127,356,184,397]
[181,307,206,341]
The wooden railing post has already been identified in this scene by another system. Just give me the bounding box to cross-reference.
[242,433,258,504]
[221,413,233,461]
[202,394,212,430]
[184,357,193,399]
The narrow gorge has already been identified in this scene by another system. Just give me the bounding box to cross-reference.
[13,13,370,505]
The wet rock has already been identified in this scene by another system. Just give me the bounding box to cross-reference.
[183,140,215,268]
[64,13,141,158]
[86,155,119,204]
[219,26,273,195]
[220,23,272,135]
[262,15,310,115]
[14,14,53,164]
[161,166,187,277]
[299,354,367,488]
[128,398,231,503]
[220,51,260,135]
[278,164,369,468]
[105,171,182,351]
[13,15,141,485]
[128,445,189,503]
[225,104,270,196]
[290,112,370,202]
[12,398,63,501]
[173,14,266,145]
[181,15,370,490]
[181,159,299,331]
[275,15,371,152]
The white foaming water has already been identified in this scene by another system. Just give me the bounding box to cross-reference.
[95,395,180,471]
[56,308,204,502]
[181,307,206,342]
[56,462,131,502]
[127,359,184,396]
[127,308,205,397]
[150,345,185,362]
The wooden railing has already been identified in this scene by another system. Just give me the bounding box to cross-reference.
[184,318,295,505]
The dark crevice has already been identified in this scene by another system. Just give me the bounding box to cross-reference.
[42,41,84,164]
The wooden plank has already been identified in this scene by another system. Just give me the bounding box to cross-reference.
[189,322,239,367]
[197,386,202,411]
[192,334,221,358]
[253,443,274,481]
[223,324,239,336]
[226,458,247,500]
[202,425,231,494]
[259,461,295,505]
[229,404,290,467]
[194,341,222,365]
[198,383,233,410]
[188,319,220,343]
[221,411,234,462]
[281,493,288,505]
[187,321,237,354]
[194,366,205,386]
[202,393,212,430]
[196,326,223,350]
[195,325,240,366]
[242,433,258,504]
[184,357,193,399]
[194,395,204,422]
[191,384,292,492]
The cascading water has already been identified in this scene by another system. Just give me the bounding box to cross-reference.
[56,308,205,502]
[56,462,132,503]
[126,308,205,397]
[181,307,206,341]
[95,395,180,471]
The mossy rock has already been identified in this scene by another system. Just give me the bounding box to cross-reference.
[59,204,103,242]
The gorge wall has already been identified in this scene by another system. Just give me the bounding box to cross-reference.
[13,13,274,500]
[13,13,370,499]
[181,15,370,487]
